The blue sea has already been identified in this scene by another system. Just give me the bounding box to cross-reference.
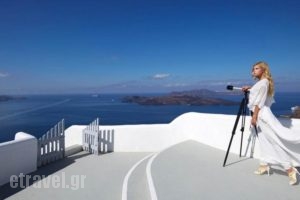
[0,92,299,143]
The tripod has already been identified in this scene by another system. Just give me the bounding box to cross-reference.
[223,91,249,167]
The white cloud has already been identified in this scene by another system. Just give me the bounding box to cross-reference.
[152,73,170,79]
[0,72,8,78]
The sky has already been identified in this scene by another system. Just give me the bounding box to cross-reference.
[0,0,300,94]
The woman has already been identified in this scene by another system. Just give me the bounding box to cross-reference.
[243,61,300,185]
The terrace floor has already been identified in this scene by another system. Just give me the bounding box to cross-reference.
[1,140,299,200]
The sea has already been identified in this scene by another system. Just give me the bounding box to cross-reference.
[0,92,299,143]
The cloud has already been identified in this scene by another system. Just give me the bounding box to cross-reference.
[0,72,8,78]
[152,73,170,80]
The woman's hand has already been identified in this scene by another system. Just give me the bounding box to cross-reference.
[251,115,257,126]
[242,86,251,92]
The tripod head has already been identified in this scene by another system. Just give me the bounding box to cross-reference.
[226,85,242,90]
[226,85,249,101]
[226,85,249,93]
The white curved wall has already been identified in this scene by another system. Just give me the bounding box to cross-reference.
[170,112,256,157]
[65,112,300,158]
[0,132,37,186]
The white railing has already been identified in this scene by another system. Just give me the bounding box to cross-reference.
[37,119,65,167]
[82,118,99,155]
[82,118,114,155]
[99,129,114,153]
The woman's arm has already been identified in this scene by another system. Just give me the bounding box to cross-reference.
[251,105,260,126]
[242,86,251,92]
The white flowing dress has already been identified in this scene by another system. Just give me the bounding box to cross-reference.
[248,78,300,169]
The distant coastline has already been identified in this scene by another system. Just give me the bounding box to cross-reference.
[122,89,239,106]
[290,106,300,119]
[0,95,26,102]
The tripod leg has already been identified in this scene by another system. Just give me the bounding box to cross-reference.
[249,125,258,157]
[243,130,253,157]
[239,98,248,157]
[254,126,259,137]
[240,128,244,157]
[223,98,245,167]
[250,132,256,158]
[223,134,234,167]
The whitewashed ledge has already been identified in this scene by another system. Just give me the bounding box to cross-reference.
[65,112,300,155]
[1,112,300,187]
[0,132,37,186]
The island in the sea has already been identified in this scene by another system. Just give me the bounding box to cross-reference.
[122,89,239,106]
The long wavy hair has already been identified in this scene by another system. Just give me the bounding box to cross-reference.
[252,61,274,96]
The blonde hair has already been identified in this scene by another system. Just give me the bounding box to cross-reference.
[252,61,274,96]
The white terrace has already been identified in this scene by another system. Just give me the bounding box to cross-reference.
[1,112,300,200]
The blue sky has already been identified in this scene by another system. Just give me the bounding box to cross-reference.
[1,0,300,94]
